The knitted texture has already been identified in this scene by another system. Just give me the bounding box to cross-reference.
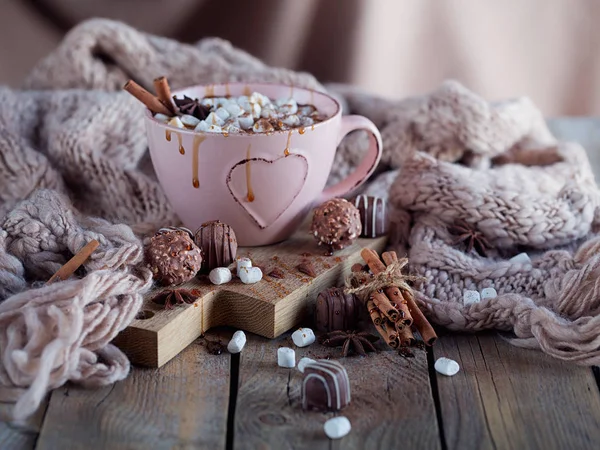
[358,81,600,365]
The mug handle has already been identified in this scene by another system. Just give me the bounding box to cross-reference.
[317,115,383,203]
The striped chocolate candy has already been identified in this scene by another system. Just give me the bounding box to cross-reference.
[302,360,351,411]
[354,195,389,238]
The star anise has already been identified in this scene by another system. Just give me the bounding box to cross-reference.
[151,288,200,310]
[172,95,211,120]
[448,219,491,256]
[320,330,379,357]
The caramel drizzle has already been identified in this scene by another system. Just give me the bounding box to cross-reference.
[176,131,185,154]
[284,130,292,156]
[246,144,255,202]
[205,85,215,97]
[299,127,305,135]
[192,135,207,189]
[225,83,231,96]
[165,129,172,141]
[243,85,251,96]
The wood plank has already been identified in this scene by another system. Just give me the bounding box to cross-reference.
[35,330,231,450]
[234,331,441,449]
[0,398,48,450]
[114,224,386,368]
[434,332,600,450]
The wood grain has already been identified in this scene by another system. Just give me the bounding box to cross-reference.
[35,330,231,450]
[433,332,600,450]
[115,225,387,367]
[234,331,441,450]
[0,398,47,450]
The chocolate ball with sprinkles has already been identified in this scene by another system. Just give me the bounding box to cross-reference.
[354,195,389,238]
[145,227,202,286]
[310,198,362,255]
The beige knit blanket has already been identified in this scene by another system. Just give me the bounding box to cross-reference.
[1,19,599,421]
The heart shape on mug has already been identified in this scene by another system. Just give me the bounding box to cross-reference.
[227,154,309,229]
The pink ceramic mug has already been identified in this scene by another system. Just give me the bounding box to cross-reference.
[145,83,382,246]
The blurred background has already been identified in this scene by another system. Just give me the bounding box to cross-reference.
[2,0,598,116]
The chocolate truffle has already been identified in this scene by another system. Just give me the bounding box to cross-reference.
[310,198,362,254]
[354,195,389,238]
[302,360,351,411]
[145,229,202,286]
[315,287,361,333]
[194,220,238,272]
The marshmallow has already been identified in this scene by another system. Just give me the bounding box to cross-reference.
[434,357,460,376]
[239,266,262,284]
[201,98,215,108]
[205,112,225,127]
[300,116,314,126]
[180,114,200,128]
[277,347,296,368]
[167,117,184,128]
[209,267,232,285]
[206,124,222,133]
[481,287,497,300]
[261,107,279,119]
[463,290,481,305]
[297,357,316,373]
[153,113,171,122]
[225,102,243,117]
[291,328,316,347]
[298,105,316,116]
[223,123,241,134]
[238,114,254,130]
[282,115,300,127]
[324,417,351,440]
[278,98,298,115]
[510,252,531,264]
[236,257,252,273]
[253,118,275,133]
[250,92,271,107]
[250,102,262,119]
[227,330,247,354]
[215,107,230,121]
[195,121,210,132]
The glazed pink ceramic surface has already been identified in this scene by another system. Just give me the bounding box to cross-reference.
[145,83,382,246]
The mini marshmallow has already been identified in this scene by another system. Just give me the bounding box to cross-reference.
[195,121,210,132]
[201,98,215,108]
[250,92,271,107]
[253,118,274,133]
[223,123,241,134]
[209,267,232,285]
[239,266,262,284]
[300,116,314,126]
[277,347,296,368]
[225,102,244,117]
[297,357,316,373]
[434,357,460,376]
[261,107,279,119]
[227,330,247,354]
[238,114,254,130]
[213,97,228,108]
[324,417,351,440]
[206,124,222,133]
[167,117,184,128]
[250,102,262,119]
[279,98,298,115]
[291,328,315,347]
[153,113,171,122]
[298,105,316,116]
[205,112,225,127]
[180,114,200,128]
[510,252,531,264]
[282,115,300,127]
[215,107,230,121]
[236,257,252,273]
[463,290,481,305]
[481,287,497,300]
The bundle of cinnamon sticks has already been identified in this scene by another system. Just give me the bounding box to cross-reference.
[353,249,437,349]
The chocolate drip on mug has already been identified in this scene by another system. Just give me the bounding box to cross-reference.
[205,85,215,97]
[176,131,185,154]
[243,85,252,96]
[246,144,255,202]
[192,135,206,189]
[284,130,292,156]
[165,129,171,141]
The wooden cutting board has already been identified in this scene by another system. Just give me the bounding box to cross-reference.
[113,225,387,368]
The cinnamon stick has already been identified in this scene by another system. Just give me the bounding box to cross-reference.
[374,321,399,349]
[396,324,416,347]
[123,80,172,116]
[384,285,413,326]
[382,250,437,345]
[367,299,385,326]
[153,76,175,114]
[47,240,100,284]
[371,290,400,322]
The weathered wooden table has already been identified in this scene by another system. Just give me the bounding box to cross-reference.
[2,119,600,450]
